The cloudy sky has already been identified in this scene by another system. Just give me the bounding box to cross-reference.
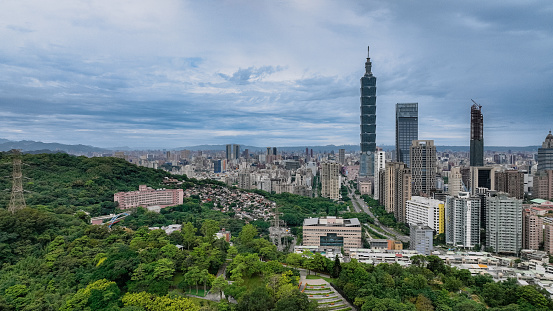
[1,0,552,148]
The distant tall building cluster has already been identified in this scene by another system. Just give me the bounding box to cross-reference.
[225,144,241,161]
[396,103,418,166]
[359,46,377,177]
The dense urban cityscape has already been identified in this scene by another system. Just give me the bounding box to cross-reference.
[2,1,553,310]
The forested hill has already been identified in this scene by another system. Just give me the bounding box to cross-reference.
[0,152,176,214]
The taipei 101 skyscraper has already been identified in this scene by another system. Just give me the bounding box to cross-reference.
[359,46,377,177]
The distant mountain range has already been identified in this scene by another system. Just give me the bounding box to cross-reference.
[0,139,540,154]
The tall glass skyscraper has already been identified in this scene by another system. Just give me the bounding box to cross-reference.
[359,46,377,177]
[395,103,418,167]
[470,102,484,167]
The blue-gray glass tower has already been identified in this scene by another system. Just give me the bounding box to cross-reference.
[359,46,377,177]
[396,103,418,167]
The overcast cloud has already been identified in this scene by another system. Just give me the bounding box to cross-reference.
[0,0,551,148]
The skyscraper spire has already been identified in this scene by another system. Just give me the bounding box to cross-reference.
[365,46,372,76]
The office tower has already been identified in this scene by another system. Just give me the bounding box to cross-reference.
[523,207,544,250]
[395,103,418,167]
[448,166,465,196]
[232,144,240,160]
[538,131,553,171]
[410,224,434,255]
[359,46,377,177]
[494,170,525,199]
[214,160,223,173]
[445,193,481,248]
[406,196,445,234]
[470,102,484,166]
[485,193,522,254]
[410,140,436,195]
[469,166,497,196]
[373,147,386,200]
[339,149,346,165]
[534,132,553,199]
[272,147,277,156]
[244,149,250,159]
[321,162,341,200]
[383,162,411,223]
[266,147,272,155]
[226,144,233,160]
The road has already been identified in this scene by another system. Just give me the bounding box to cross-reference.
[347,185,410,243]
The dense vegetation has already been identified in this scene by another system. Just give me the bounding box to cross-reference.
[362,194,410,236]
[1,153,552,310]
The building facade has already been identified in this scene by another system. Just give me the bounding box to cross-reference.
[470,102,484,167]
[448,166,465,196]
[410,140,436,195]
[523,207,544,250]
[485,193,523,255]
[538,131,553,172]
[495,170,525,199]
[396,103,418,167]
[114,185,184,209]
[384,162,412,223]
[445,193,481,248]
[410,224,434,255]
[359,46,377,177]
[406,196,445,234]
[373,147,386,200]
[302,217,362,250]
[321,162,341,200]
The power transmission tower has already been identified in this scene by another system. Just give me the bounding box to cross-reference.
[9,149,26,213]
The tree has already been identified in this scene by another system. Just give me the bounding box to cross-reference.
[332,255,342,278]
[61,279,120,311]
[236,287,274,311]
[201,219,220,243]
[182,222,198,250]
[286,253,302,268]
[275,290,317,311]
[239,224,258,246]
[211,275,228,300]
[122,292,199,311]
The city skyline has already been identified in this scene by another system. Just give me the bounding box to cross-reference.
[1,1,552,148]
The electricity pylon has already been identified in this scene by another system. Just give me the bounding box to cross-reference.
[8,149,26,213]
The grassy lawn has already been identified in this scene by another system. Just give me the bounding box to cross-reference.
[187,297,218,308]
[172,272,184,286]
[184,288,209,297]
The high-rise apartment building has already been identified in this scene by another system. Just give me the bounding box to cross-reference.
[383,162,411,223]
[470,102,484,167]
[495,170,525,199]
[238,172,252,190]
[485,193,522,255]
[321,162,341,200]
[406,196,445,234]
[359,46,377,177]
[410,224,434,255]
[373,147,386,200]
[445,193,480,248]
[339,149,346,165]
[523,207,544,250]
[410,140,436,195]
[448,166,465,196]
[396,103,418,167]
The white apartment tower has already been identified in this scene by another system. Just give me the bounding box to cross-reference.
[445,193,481,248]
[406,196,445,234]
[373,147,386,200]
[485,193,523,255]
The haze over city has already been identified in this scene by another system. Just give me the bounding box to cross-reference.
[1,0,552,148]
